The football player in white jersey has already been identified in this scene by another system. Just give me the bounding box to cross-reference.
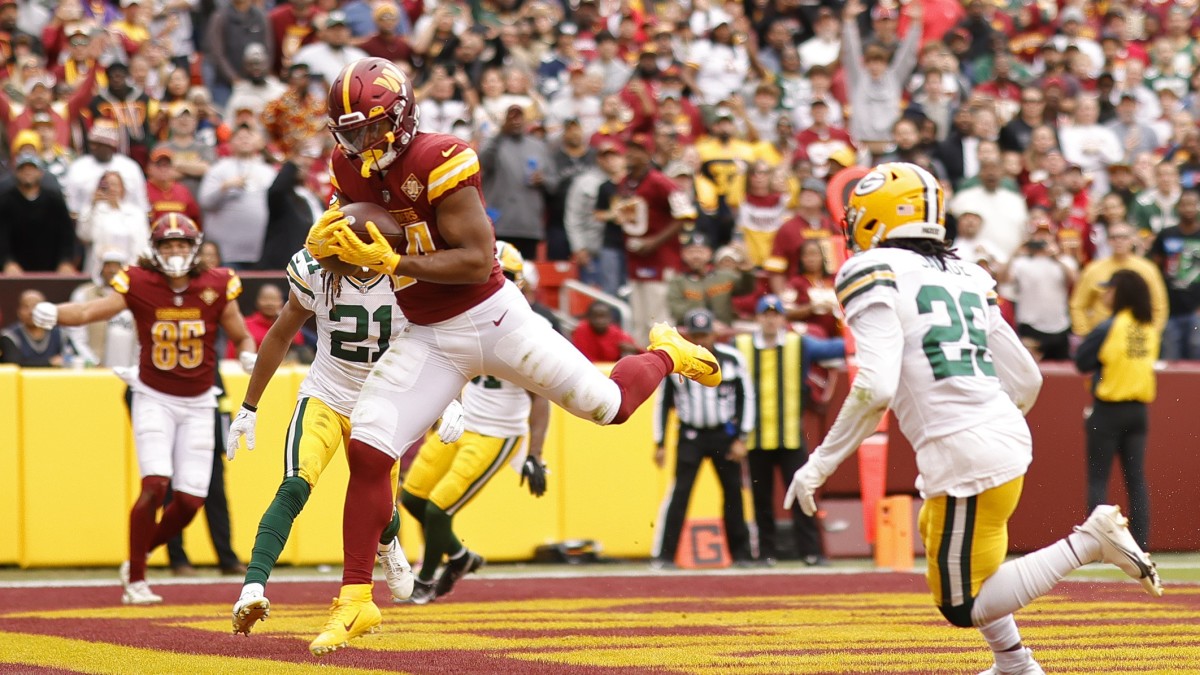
[398,241,551,604]
[225,250,466,635]
[784,163,1162,675]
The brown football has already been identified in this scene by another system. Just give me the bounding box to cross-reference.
[315,202,406,276]
[340,202,406,250]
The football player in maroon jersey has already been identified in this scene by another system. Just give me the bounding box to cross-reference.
[297,57,721,655]
[33,214,257,605]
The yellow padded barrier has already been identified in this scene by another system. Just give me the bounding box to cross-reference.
[0,366,19,564]
[16,366,739,567]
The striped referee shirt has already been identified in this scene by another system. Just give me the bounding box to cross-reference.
[653,342,755,444]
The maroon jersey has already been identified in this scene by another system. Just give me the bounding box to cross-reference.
[329,132,505,325]
[111,265,242,397]
[615,168,697,282]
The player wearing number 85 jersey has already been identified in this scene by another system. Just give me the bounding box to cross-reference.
[226,248,467,636]
[32,214,258,605]
[784,163,1162,675]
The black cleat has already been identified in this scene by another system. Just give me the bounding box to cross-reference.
[408,579,436,605]
[435,550,484,597]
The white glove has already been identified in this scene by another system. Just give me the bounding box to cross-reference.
[437,399,465,443]
[112,365,139,387]
[784,459,829,517]
[238,351,257,374]
[32,302,58,330]
[226,404,257,460]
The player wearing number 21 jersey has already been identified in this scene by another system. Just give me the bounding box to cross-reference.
[32,214,258,606]
[783,163,1162,674]
[225,248,466,635]
[303,56,723,656]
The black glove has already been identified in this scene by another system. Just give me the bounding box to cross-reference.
[520,456,548,497]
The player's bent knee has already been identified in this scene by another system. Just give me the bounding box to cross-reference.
[938,601,977,628]
[138,476,170,505]
[276,476,312,517]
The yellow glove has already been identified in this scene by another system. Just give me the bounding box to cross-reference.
[330,221,402,274]
[305,208,349,259]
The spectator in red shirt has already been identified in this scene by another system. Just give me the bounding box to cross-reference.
[571,301,639,363]
[145,146,202,226]
[268,0,317,74]
[227,283,304,358]
[765,177,839,295]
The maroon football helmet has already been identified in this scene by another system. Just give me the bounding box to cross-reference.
[326,57,420,174]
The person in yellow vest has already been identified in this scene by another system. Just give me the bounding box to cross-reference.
[734,294,844,565]
[1074,269,1157,549]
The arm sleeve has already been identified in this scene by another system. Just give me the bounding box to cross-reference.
[806,304,903,479]
[197,163,227,211]
[1146,264,1169,333]
[840,19,864,87]
[652,379,673,446]
[1074,320,1110,374]
[988,304,1043,415]
[563,175,593,253]
[890,17,923,80]
[206,12,239,83]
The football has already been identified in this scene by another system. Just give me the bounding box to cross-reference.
[315,202,406,276]
[340,202,406,251]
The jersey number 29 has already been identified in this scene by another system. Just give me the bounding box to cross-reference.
[330,304,392,363]
[916,285,996,380]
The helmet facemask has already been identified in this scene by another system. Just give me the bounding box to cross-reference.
[331,102,420,177]
[153,236,201,277]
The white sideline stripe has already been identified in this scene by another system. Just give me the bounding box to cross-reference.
[0,567,911,589]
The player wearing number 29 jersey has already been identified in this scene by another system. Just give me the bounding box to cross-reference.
[785,163,1162,674]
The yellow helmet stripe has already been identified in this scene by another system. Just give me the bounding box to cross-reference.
[342,68,354,117]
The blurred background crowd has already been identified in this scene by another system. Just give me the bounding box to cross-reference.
[1,0,1200,368]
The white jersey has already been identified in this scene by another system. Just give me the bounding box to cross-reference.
[835,248,1028,451]
[286,249,407,417]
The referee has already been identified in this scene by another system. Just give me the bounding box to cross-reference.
[651,308,754,569]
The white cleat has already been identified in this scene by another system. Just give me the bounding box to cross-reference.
[232,591,271,635]
[978,648,1045,674]
[379,537,415,601]
[118,560,130,590]
[1075,504,1163,597]
[122,580,162,605]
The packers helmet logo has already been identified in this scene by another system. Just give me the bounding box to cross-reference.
[854,171,886,196]
[373,68,406,94]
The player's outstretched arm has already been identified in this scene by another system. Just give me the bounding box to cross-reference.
[786,304,902,515]
[987,304,1043,415]
[35,292,128,328]
[242,292,314,409]
[394,188,496,284]
[527,392,551,464]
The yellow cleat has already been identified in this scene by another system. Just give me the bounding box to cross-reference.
[648,323,722,387]
[309,584,381,656]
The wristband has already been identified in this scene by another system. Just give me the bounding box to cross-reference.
[242,402,258,413]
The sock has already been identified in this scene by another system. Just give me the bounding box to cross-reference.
[971,537,1089,625]
[399,489,427,521]
[378,506,401,547]
[420,502,461,583]
[244,477,311,588]
[609,351,673,424]
[240,582,265,599]
[978,615,1028,672]
[148,492,205,550]
[1067,530,1102,564]
[128,476,170,583]
[343,439,398,586]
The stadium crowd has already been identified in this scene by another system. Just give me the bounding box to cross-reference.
[1,0,1200,367]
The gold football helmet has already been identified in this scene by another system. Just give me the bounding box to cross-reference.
[844,162,945,252]
[495,239,525,287]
